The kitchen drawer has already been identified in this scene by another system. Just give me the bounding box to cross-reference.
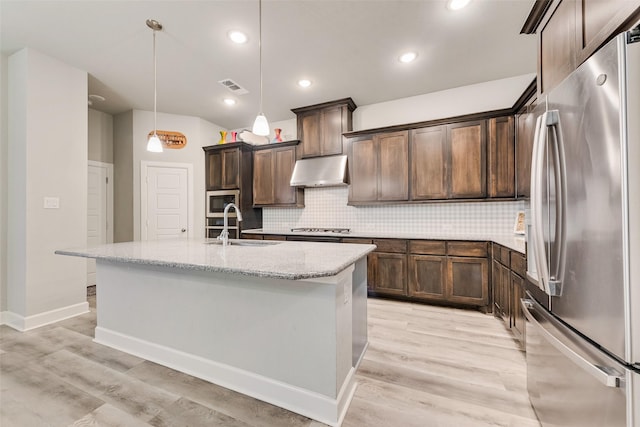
[448,241,488,258]
[286,235,341,243]
[263,235,287,241]
[373,239,407,253]
[492,243,510,265]
[409,240,446,255]
[500,246,511,266]
[510,251,526,277]
[342,237,373,245]
[242,234,263,240]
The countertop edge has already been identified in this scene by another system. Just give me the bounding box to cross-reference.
[241,229,526,254]
[56,244,377,281]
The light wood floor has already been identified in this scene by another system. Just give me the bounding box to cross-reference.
[0,295,540,427]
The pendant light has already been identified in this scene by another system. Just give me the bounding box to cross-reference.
[146,19,163,153]
[252,0,270,136]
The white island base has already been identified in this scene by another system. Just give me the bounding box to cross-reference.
[93,257,368,426]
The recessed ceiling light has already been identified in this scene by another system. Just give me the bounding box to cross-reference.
[399,52,418,63]
[447,0,471,10]
[298,79,312,88]
[223,98,236,106]
[228,30,248,44]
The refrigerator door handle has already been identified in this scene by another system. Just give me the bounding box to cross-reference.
[521,298,624,388]
[531,113,551,293]
[546,110,568,296]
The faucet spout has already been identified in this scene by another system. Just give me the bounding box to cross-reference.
[218,203,243,246]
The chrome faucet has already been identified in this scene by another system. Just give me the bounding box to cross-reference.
[218,203,243,246]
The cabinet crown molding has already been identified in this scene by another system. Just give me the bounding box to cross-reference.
[291,97,357,114]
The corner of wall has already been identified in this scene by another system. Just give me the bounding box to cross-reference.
[0,53,9,312]
[88,108,114,164]
[113,111,134,242]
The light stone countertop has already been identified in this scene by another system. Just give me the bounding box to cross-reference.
[242,229,526,254]
[56,239,376,280]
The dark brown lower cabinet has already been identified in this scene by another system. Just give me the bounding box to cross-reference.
[242,233,264,240]
[369,252,407,296]
[510,271,525,343]
[408,255,446,301]
[407,240,489,309]
[492,243,527,347]
[409,255,489,307]
[368,239,408,296]
[263,235,287,241]
[447,257,489,306]
[243,235,492,310]
[492,259,510,324]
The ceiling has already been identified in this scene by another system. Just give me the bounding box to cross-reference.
[1,0,537,130]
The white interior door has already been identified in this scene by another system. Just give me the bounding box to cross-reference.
[145,165,190,240]
[87,161,113,285]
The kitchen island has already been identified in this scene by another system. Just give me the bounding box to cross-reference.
[56,239,375,427]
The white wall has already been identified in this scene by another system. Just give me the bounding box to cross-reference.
[127,110,223,240]
[88,108,113,163]
[0,53,8,312]
[6,48,88,328]
[353,73,536,130]
[113,111,134,242]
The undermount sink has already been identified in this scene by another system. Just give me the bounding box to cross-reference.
[205,239,281,247]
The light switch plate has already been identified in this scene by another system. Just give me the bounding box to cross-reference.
[44,197,60,209]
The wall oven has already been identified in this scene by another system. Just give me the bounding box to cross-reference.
[206,190,239,239]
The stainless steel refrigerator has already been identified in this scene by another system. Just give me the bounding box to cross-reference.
[524,27,640,427]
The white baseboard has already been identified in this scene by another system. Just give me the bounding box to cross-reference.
[1,302,89,331]
[354,341,369,370]
[95,327,355,427]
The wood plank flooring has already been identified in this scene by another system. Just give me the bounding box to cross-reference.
[0,294,540,427]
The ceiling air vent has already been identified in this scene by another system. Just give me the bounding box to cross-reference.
[218,78,249,95]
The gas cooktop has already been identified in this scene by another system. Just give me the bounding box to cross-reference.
[290,227,351,234]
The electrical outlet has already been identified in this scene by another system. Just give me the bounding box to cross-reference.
[44,197,60,209]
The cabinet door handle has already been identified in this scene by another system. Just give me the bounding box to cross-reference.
[181,228,186,233]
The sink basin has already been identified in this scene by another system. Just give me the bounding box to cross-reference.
[205,239,281,247]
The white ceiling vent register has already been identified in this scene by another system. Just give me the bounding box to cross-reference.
[218,79,249,95]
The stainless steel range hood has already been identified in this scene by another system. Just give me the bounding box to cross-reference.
[290,155,348,187]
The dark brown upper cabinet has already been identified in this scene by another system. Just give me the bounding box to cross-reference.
[576,0,640,64]
[538,0,577,95]
[203,142,252,190]
[516,96,537,198]
[292,98,357,158]
[448,120,487,199]
[203,142,262,234]
[487,116,515,198]
[526,0,640,95]
[410,120,487,201]
[347,131,409,204]
[410,125,448,200]
[252,141,304,208]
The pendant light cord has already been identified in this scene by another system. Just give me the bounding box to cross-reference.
[153,29,158,135]
[258,0,263,114]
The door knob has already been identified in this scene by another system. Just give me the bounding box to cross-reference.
[181,228,186,232]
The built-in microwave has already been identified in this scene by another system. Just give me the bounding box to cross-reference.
[206,190,240,239]
[206,216,238,239]
[206,190,239,218]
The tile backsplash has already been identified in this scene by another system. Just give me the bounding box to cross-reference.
[263,187,525,235]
